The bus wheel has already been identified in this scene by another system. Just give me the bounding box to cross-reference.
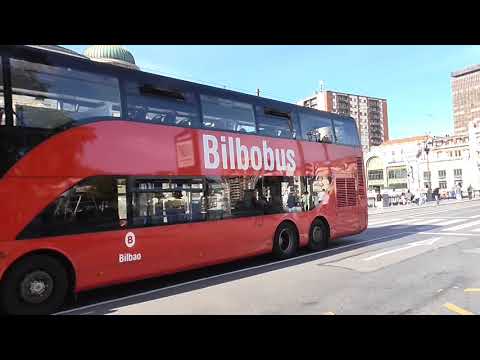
[0,255,69,315]
[308,219,328,251]
[272,222,299,260]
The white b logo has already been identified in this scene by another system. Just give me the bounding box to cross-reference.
[125,232,136,248]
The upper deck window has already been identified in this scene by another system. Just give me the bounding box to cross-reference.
[298,112,334,143]
[333,118,361,146]
[200,95,256,133]
[9,58,121,129]
[126,82,199,128]
[256,107,294,139]
[0,56,4,125]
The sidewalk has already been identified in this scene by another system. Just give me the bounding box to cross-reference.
[368,197,480,215]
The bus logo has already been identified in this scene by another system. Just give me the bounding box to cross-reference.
[125,232,136,248]
[202,134,296,172]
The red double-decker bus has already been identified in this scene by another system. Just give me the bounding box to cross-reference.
[0,45,367,314]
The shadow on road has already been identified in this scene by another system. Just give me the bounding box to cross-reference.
[62,224,443,315]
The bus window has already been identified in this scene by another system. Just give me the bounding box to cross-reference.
[0,57,4,126]
[130,178,205,227]
[126,82,200,128]
[17,177,127,239]
[206,176,263,220]
[256,107,294,139]
[298,112,334,143]
[9,58,121,129]
[333,118,361,146]
[200,95,256,134]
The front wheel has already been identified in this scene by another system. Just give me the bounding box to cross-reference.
[0,255,69,315]
[272,222,299,260]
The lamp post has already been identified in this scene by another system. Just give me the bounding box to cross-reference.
[423,137,433,200]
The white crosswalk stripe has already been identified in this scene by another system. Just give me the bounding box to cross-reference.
[438,218,466,226]
[368,218,415,228]
[407,218,445,225]
[369,217,470,229]
[442,219,480,232]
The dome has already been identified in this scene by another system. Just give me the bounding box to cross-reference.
[84,45,138,70]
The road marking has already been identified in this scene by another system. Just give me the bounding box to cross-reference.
[464,288,480,292]
[362,237,441,261]
[322,312,335,315]
[442,219,480,232]
[471,228,480,232]
[408,218,445,225]
[437,218,466,226]
[443,303,474,315]
[369,203,480,218]
[369,218,419,228]
[416,231,478,236]
[55,231,414,315]
[470,215,480,219]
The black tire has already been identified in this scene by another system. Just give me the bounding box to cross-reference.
[0,255,69,315]
[272,222,299,260]
[308,219,329,251]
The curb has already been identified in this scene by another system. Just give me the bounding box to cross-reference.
[368,198,480,215]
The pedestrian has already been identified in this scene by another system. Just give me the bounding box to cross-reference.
[376,192,383,208]
[433,187,440,205]
[456,184,462,200]
[406,189,412,205]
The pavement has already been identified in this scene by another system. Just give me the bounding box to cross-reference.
[57,200,480,315]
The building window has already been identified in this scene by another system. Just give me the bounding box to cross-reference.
[454,168,462,178]
[438,170,446,179]
[9,58,121,129]
[439,181,447,189]
[201,95,256,133]
[368,170,383,180]
[423,171,431,180]
[388,168,407,179]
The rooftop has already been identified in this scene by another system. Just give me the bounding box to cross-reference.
[383,135,429,145]
[451,64,480,78]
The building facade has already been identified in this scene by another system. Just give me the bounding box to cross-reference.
[298,90,389,151]
[452,64,480,136]
[364,123,480,196]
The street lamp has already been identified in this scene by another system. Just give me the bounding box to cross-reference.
[423,137,433,200]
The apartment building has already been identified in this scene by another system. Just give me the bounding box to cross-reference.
[451,64,480,135]
[298,90,389,151]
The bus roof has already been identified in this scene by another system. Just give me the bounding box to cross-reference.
[9,45,355,123]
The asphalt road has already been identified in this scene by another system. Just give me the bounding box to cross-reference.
[57,199,480,315]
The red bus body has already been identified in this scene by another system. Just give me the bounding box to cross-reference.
[0,46,367,312]
[0,120,366,292]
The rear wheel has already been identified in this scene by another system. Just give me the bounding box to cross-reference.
[0,255,69,315]
[272,222,299,260]
[308,219,328,251]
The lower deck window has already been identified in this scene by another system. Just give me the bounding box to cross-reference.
[17,174,336,239]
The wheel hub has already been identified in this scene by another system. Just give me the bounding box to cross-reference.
[313,226,323,243]
[279,229,292,252]
[20,270,54,304]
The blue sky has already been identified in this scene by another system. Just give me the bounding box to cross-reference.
[65,45,480,140]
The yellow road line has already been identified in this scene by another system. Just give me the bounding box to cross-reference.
[443,303,474,315]
[464,288,480,292]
